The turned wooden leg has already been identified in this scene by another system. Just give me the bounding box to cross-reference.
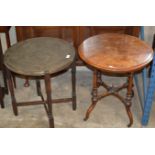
[71,64,77,110]
[44,74,54,128]
[125,73,134,127]
[97,71,102,87]
[0,86,4,108]
[7,69,18,115]
[24,77,30,87]
[84,69,98,121]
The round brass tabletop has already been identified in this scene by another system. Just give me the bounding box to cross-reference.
[4,37,76,76]
[78,33,153,73]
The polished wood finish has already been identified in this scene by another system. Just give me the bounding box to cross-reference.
[79,33,153,127]
[79,33,153,73]
[75,26,140,66]
[125,73,134,127]
[4,37,77,128]
[78,26,140,45]
[84,69,98,121]
[15,26,140,66]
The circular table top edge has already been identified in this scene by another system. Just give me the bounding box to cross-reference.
[4,37,76,76]
[78,33,153,73]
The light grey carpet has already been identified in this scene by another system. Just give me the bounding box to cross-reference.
[0,69,155,128]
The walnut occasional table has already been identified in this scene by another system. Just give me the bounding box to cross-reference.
[78,33,153,127]
[4,37,76,128]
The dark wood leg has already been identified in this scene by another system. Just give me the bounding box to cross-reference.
[12,74,16,88]
[36,79,45,103]
[7,69,18,115]
[24,77,30,87]
[5,31,16,89]
[84,69,98,121]
[97,71,102,87]
[2,66,8,94]
[125,73,134,127]
[71,64,76,110]
[36,79,41,96]
[6,31,11,48]
[44,74,54,128]
[0,86,4,108]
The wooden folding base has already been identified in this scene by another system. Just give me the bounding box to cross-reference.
[84,70,134,127]
[6,65,76,128]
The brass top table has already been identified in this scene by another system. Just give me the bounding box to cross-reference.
[4,37,75,76]
[4,37,76,128]
[79,33,153,127]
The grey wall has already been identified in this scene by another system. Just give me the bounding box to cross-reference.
[144,26,155,45]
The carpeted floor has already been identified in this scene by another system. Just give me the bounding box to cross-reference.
[0,69,155,128]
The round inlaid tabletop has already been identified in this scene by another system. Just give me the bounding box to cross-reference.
[78,33,153,73]
[4,37,75,76]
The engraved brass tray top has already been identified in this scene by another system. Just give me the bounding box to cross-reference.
[4,37,75,76]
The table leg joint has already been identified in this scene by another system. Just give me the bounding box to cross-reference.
[85,70,134,127]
